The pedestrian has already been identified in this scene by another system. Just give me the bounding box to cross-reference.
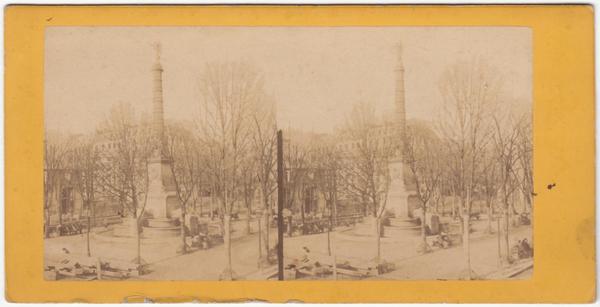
[520,238,532,258]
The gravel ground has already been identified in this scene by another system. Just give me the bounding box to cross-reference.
[45,217,532,280]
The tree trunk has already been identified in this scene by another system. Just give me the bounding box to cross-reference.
[264,211,270,257]
[45,184,55,238]
[136,218,142,265]
[221,214,235,280]
[524,194,532,214]
[300,196,306,235]
[504,203,510,263]
[263,198,271,258]
[462,212,471,279]
[246,203,251,235]
[226,215,232,271]
[375,215,381,265]
[58,185,63,226]
[44,206,51,238]
[91,197,96,227]
[462,187,472,280]
[486,200,493,234]
[246,217,251,235]
[510,202,517,225]
[86,199,92,256]
[332,194,338,279]
[419,202,429,253]
[327,224,332,256]
[497,216,502,267]
[180,210,187,254]
[119,192,126,217]
[198,197,203,216]
[327,201,332,256]
[451,195,456,219]
[257,214,262,268]
[87,213,91,257]
[209,188,214,219]
[88,197,95,257]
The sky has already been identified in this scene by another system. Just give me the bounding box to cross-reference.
[45,26,531,135]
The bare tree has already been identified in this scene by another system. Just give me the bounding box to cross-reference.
[165,123,200,254]
[196,62,265,280]
[44,133,75,238]
[476,138,501,235]
[312,139,343,256]
[438,59,499,279]
[96,102,153,265]
[404,122,442,253]
[438,154,461,219]
[492,113,523,263]
[72,138,100,257]
[516,113,533,214]
[339,101,396,265]
[240,156,257,235]
[283,135,313,233]
[250,98,278,264]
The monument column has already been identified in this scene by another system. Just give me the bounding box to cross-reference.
[152,44,165,157]
[385,44,410,218]
[394,44,407,143]
[145,43,179,222]
[112,44,181,239]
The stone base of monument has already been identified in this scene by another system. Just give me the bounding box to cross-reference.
[383,217,420,238]
[142,218,181,239]
[352,216,379,236]
[388,217,419,228]
[112,217,138,238]
[347,216,421,241]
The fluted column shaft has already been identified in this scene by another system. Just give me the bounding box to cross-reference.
[152,63,165,158]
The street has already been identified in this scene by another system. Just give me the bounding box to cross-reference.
[45,218,532,280]
[375,226,532,280]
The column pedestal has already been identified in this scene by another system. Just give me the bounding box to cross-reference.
[382,160,419,238]
[144,156,181,240]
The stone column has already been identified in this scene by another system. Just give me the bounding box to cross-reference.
[145,43,174,220]
[385,43,410,218]
[152,43,165,158]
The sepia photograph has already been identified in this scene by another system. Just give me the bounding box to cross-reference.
[43,26,533,281]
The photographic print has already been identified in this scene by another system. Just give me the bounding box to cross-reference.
[43,26,533,281]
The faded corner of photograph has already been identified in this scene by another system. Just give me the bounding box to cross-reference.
[43,26,533,281]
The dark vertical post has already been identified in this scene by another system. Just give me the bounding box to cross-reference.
[276,130,285,280]
[497,216,501,267]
